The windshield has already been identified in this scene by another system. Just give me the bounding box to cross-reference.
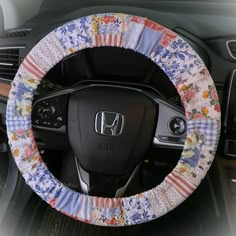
[1,0,236,31]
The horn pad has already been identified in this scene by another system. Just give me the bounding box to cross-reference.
[68,86,157,175]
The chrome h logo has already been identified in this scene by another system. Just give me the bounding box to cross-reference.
[95,111,124,136]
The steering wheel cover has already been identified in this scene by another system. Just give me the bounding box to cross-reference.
[6,13,221,226]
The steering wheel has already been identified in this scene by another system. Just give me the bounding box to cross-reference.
[6,13,221,226]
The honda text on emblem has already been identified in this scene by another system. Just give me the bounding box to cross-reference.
[95,111,124,136]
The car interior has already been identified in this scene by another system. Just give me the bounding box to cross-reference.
[0,1,236,235]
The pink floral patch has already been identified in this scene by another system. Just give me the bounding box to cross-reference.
[160,30,177,47]
[214,104,220,112]
[211,89,218,101]
[185,89,195,100]
[24,147,34,158]
[192,113,205,119]
[15,130,25,136]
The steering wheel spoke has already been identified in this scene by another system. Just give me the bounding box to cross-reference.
[153,100,186,149]
[74,155,140,197]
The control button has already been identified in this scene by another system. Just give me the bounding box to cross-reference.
[35,119,40,125]
[168,117,186,135]
[166,136,181,143]
[37,107,43,114]
[42,101,49,106]
[43,121,48,126]
[42,106,56,117]
[51,105,56,115]
[158,135,183,144]
[57,116,63,122]
[158,136,169,141]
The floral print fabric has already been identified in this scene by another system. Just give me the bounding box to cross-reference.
[6,13,221,226]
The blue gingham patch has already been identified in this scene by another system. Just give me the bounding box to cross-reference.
[187,119,218,146]
[6,119,31,132]
[6,105,31,132]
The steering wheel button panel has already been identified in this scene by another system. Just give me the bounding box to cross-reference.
[154,103,187,148]
[32,94,68,128]
[6,13,221,226]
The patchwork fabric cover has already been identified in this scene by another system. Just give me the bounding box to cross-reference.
[6,13,221,226]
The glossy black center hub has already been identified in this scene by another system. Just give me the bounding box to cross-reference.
[68,86,157,176]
